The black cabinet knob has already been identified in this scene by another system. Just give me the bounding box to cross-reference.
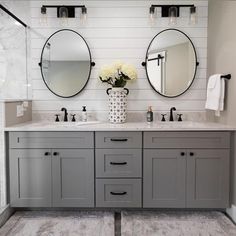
[181,152,185,156]
[44,152,50,156]
[53,152,59,156]
[190,152,194,156]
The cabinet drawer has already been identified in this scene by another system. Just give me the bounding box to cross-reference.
[96,149,142,178]
[144,132,230,149]
[96,179,141,208]
[9,132,94,149]
[95,132,142,149]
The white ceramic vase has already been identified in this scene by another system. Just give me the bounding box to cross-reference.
[106,87,129,123]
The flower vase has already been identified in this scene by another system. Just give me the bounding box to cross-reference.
[106,87,129,123]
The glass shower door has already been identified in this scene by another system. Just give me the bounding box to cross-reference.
[0,5,28,211]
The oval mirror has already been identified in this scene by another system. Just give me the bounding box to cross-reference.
[145,29,197,98]
[40,29,92,98]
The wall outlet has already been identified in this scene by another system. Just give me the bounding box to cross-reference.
[16,105,24,117]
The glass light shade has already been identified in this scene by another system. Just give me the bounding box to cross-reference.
[168,6,177,25]
[59,7,69,26]
[58,7,69,18]
[39,6,47,26]
[189,6,197,25]
[149,6,156,25]
[80,7,87,24]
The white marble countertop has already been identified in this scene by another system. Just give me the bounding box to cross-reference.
[4,121,236,131]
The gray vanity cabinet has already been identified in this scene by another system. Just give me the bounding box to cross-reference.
[8,131,231,209]
[143,132,230,209]
[10,149,52,207]
[143,149,186,208]
[9,132,94,208]
[52,149,94,207]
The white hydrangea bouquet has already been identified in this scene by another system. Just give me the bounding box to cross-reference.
[99,61,137,87]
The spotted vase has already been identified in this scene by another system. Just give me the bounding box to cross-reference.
[107,87,129,124]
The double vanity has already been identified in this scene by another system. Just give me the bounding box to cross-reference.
[5,121,233,210]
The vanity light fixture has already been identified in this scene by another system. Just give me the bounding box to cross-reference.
[149,4,197,25]
[40,5,88,25]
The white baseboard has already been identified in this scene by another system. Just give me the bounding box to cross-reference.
[227,204,236,223]
[0,205,14,228]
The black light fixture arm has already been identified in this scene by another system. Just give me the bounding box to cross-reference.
[41,5,87,18]
[0,4,28,28]
[151,4,195,8]
[42,5,86,8]
[150,4,195,18]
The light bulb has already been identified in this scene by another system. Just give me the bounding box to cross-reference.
[169,6,177,25]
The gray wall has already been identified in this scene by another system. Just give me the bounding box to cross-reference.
[208,0,236,206]
[4,101,32,127]
[208,0,236,126]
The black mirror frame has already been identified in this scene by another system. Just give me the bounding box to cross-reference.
[143,28,198,98]
[39,29,95,98]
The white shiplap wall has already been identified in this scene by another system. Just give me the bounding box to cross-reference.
[30,0,208,115]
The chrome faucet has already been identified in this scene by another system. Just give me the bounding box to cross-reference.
[61,107,68,122]
[169,107,176,122]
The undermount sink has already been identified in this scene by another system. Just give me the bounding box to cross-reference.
[54,121,102,126]
[31,121,103,127]
[151,121,198,128]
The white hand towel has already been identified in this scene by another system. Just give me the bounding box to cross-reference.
[205,74,225,117]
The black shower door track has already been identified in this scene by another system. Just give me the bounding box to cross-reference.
[0,4,28,28]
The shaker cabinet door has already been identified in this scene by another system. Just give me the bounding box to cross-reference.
[186,149,230,208]
[10,149,52,207]
[52,149,94,207]
[143,149,186,208]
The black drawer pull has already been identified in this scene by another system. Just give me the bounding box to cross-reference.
[181,152,185,156]
[110,162,127,165]
[53,152,59,156]
[190,152,194,156]
[44,152,50,156]
[110,191,127,196]
[110,138,128,142]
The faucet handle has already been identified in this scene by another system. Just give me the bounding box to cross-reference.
[177,114,183,122]
[55,114,60,122]
[71,114,76,122]
[161,114,167,122]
